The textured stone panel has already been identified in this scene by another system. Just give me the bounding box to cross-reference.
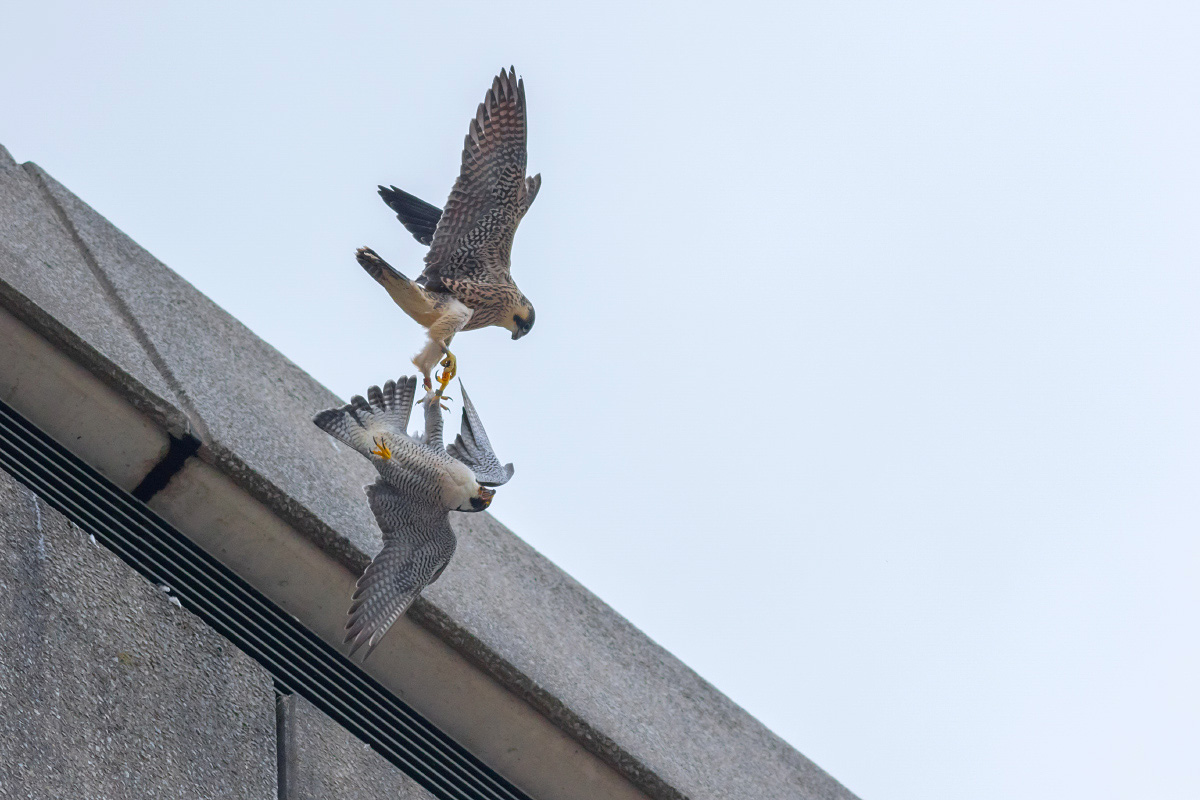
[425,511,859,800]
[0,156,186,436]
[29,163,382,567]
[0,305,171,492]
[281,694,435,800]
[0,468,277,799]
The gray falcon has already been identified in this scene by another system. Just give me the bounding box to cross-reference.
[356,66,540,395]
[313,376,514,659]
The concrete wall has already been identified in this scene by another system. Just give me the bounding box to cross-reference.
[0,466,435,799]
[0,467,277,798]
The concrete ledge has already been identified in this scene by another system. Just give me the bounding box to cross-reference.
[0,156,189,438]
[0,144,859,800]
[148,455,647,800]
[0,306,169,491]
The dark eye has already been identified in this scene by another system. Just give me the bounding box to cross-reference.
[513,314,522,326]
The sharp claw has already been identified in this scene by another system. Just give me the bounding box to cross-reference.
[435,360,455,397]
[437,351,458,386]
[370,436,392,460]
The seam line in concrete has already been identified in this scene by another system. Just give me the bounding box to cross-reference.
[25,163,211,443]
[276,689,297,800]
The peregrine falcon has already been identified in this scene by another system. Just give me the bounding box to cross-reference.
[313,376,514,659]
[357,66,540,394]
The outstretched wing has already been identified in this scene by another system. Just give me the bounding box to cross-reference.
[313,377,418,458]
[422,67,540,291]
[445,382,514,487]
[378,185,442,247]
[345,481,457,660]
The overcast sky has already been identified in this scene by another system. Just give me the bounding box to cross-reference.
[4,3,1198,798]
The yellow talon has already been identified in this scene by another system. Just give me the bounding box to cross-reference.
[371,436,392,460]
[435,355,456,401]
[438,351,457,386]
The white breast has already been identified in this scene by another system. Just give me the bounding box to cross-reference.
[439,456,479,508]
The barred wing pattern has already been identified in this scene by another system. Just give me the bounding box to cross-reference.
[313,376,513,661]
[312,377,418,458]
[446,383,514,487]
[345,481,457,659]
[422,67,540,291]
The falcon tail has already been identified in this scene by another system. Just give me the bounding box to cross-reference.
[312,376,418,458]
[355,247,440,326]
[378,185,443,246]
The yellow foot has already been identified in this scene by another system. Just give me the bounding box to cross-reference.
[435,368,454,397]
[439,351,458,385]
[432,376,454,410]
[370,436,392,460]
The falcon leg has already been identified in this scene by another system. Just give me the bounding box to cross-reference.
[412,338,443,391]
[415,303,471,392]
[432,349,455,410]
[437,349,457,385]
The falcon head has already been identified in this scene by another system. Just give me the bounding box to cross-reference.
[460,485,495,512]
[506,298,535,340]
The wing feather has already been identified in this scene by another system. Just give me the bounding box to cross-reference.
[312,376,418,457]
[422,67,538,291]
[378,185,442,246]
[445,382,514,486]
[345,481,457,660]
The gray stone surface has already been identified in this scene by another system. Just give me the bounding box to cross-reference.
[0,143,859,800]
[422,512,858,800]
[0,144,14,168]
[31,164,382,567]
[0,468,278,799]
[0,157,189,436]
[281,694,435,800]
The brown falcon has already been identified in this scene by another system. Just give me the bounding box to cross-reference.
[357,66,540,394]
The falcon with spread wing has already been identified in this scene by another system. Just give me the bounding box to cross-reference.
[357,66,540,393]
[313,376,514,659]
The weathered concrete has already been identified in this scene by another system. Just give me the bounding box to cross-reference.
[30,163,384,567]
[147,456,649,800]
[0,306,171,492]
[0,154,189,438]
[423,512,857,800]
[0,144,859,800]
[281,694,435,800]
[0,468,278,799]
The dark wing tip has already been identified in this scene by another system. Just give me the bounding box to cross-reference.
[311,408,339,429]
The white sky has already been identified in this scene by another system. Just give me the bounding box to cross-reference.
[4,3,1198,798]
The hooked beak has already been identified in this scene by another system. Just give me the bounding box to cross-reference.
[470,486,496,511]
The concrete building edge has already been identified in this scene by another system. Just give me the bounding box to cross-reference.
[0,302,651,800]
[0,279,193,440]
